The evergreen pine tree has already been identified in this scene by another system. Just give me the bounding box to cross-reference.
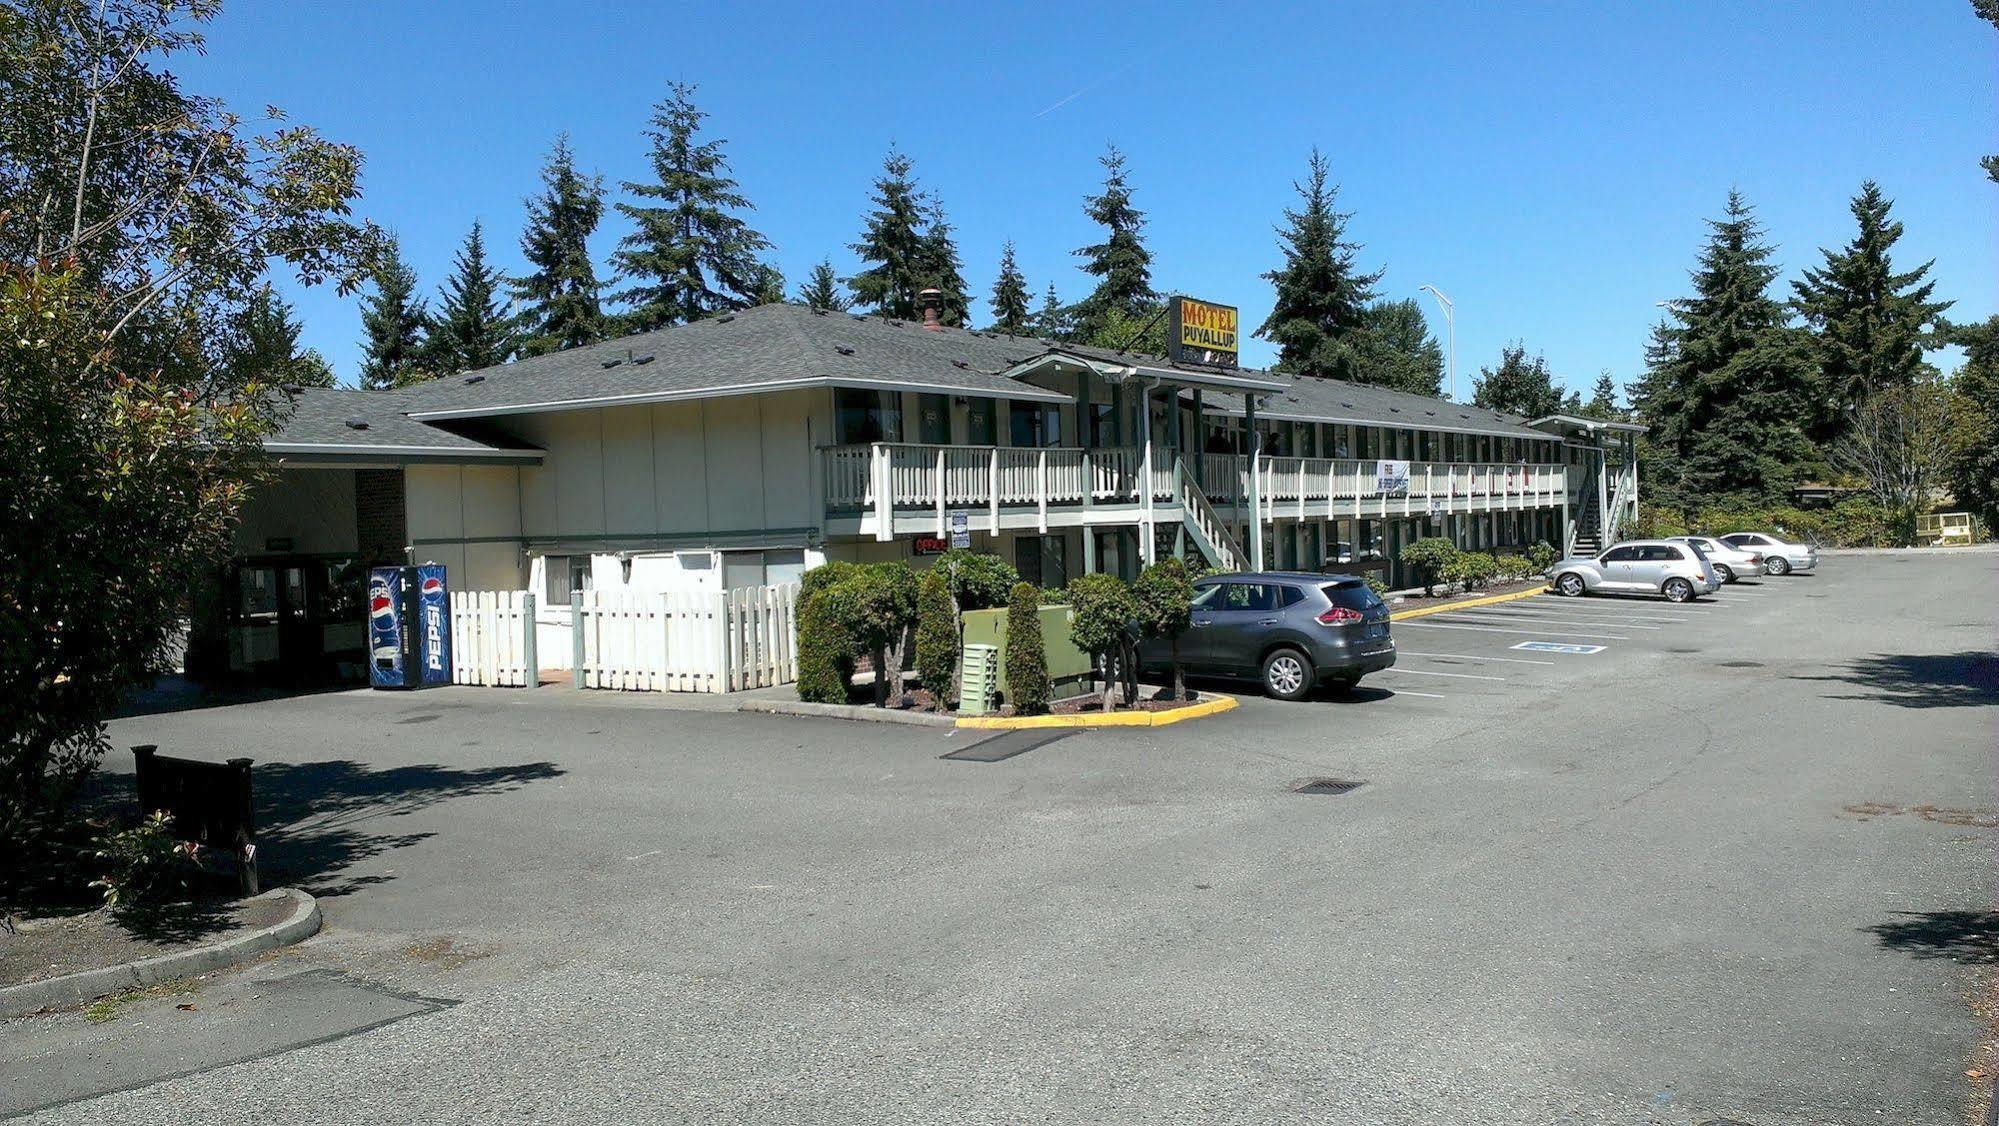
[1256,149,1382,379]
[1640,191,1818,504]
[1071,145,1154,340]
[357,236,429,389]
[989,240,1031,334]
[610,82,771,330]
[1357,298,1444,396]
[428,220,519,376]
[1471,343,1572,418]
[749,262,786,306]
[1791,181,1953,441]
[226,286,334,387]
[915,203,970,326]
[1034,281,1072,341]
[1582,370,1622,419]
[513,134,606,357]
[847,148,929,319]
[799,259,850,312]
[1946,316,1999,531]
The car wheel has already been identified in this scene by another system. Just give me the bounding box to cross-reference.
[1261,648,1313,701]
[1767,556,1791,576]
[1556,572,1586,597]
[1715,564,1735,583]
[1662,577,1694,603]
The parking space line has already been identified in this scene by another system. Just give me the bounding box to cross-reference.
[1442,610,1662,630]
[1474,608,1689,625]
[1398,650,1556,666]
[1377,667,1504,681]
[1509,603,1705,620]
[1398,621,1631,640]
[1386,688,1449,699]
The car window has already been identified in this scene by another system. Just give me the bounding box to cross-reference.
[1275,585,1305,609]
[1720,534,1750,546]
[1217,583,1275,612]
[1190,584,1223,609]
[1323,582,1381,612]
[1601,546,1640,562]
[1681,541,1709,559]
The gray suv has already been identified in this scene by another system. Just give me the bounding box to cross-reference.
[1138,572,1395,701]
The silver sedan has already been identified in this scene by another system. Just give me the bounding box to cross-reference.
[1668,535,1762,583]
[1719,531,1820,575]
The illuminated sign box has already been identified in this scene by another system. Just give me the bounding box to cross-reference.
[1167,296,1239,369]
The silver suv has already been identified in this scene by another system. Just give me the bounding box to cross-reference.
[1548,540,1721,603]
[1137,573,1395,700]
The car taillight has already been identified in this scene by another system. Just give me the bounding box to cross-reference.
[1317,606,1363,625]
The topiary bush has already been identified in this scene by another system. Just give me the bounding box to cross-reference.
[1399,536,1460,596]
[845,562,918,703]
[1065,572,1138,714]
[1527,540,1557,574]
[913,569,958,709]
[934,549,1020,611]
[795,577,857,703]
[1003,582,1050,715]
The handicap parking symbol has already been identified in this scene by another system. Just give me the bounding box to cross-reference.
[1511,641,1606,655]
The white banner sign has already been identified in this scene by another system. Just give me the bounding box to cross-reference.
[1375,459,1411,495]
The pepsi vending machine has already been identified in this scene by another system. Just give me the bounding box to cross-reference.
[368,564,452,689]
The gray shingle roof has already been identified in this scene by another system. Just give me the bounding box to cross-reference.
[1201,369,1558,442]
[265,387,542,462]
[399,303,1067,420]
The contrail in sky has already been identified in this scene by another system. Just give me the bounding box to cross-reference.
[1034,61,1138,119]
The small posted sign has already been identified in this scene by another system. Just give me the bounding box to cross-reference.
[948,511,970,550]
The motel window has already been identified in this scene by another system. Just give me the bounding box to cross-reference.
[1009,401,1063,448]
[835,388,902,445]
[542,555,592,607]
[1014,534,1069,589]
[916,393,951,445]
[965,398,997,445]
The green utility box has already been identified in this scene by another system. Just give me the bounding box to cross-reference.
[958,643,999,716]
[959,603,1091,703]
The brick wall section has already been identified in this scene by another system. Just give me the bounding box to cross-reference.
[354,468,406,565]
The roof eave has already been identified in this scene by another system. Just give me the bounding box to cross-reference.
[405,374,1069,421]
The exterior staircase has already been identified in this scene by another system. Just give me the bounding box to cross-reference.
[1568,489,1604,557]
[1175,460,1248,571]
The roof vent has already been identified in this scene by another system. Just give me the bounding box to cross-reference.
[951,359,970,369]
[1389,406,1401,412]
[716,314,735,324]
[835,346,856,356]
[343,418,370,431]
[463,374,485,385]
[633,354,655,365]
[601,358,623,369]
[1424,409,1436,415]
[1339,401,1353,408]
[813,308,829,316]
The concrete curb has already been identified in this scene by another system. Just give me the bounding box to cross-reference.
[1,887,321,1018]
[1390,585,1548,622]
[956,693,1238,730]
[737,698,957,727]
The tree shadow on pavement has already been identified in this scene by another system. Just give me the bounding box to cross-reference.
[1794,651,1998,709]
[252,759,565,898]
[1864,910,1999,963]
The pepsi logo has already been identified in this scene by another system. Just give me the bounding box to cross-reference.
[420,577,443,594]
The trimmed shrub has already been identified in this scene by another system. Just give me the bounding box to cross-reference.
[934,549,1020,611]
[1003,582,1050,715]
[1066,573,1138,714]
[1132,557,1196,701]
[795,582,855,703]
[1491,554,1531,582]
[913,569,958,708]
[1364,574,1389,598]
[1527,540,1557,574]
[846,562,919,702]
[1443,551,1500,592]
[92,811,202,909]
[1399,536,1460,597]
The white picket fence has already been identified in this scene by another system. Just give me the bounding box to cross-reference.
[573,583,799,694]
[449,590,536,687]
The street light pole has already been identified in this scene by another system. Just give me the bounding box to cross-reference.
[1419,285,1455,402]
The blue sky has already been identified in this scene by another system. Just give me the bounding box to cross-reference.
[182,1,1996,397]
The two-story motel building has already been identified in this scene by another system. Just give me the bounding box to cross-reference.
[194,298,1641,680]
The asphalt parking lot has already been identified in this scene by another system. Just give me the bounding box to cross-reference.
[8,550,1995,1126]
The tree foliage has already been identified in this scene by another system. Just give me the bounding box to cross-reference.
[1945,316,1999,532]
[610,82,771,331]
[1132,557,1195,701]
[1358,298,1444,396]
[1399,537,1459,597]
[225,286,334,387]
[847,148,930,320]
[1002,583,1049,715]
[1072,146,1153,341]
[1630,192,1819,506]
[1791,182,1952,442]
[1828,374,1973,544]
[799,258,850,312]
[989,239,1031,334]
[1,0,381,900]
[1471,343,1574,419]
[357,235,430,389]
[425,220,517,376]
[1256,149,1382,380]
[513,133,606,357]
[1580,371,1623,420]
[1065,573,1136,714]
[933,549,1020,611]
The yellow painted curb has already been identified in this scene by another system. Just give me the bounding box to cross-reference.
[956,693,1238,730]
[1390,585,1550,622]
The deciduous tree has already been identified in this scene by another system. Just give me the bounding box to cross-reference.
[1358,298,1444,396]
[1471,343,1574,419]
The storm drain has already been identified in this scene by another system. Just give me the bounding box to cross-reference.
[1293,778,1365,796]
